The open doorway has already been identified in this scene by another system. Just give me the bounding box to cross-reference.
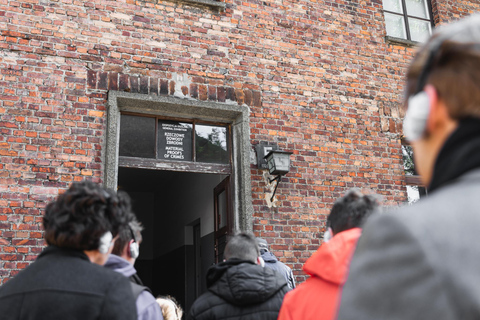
[118,167,228,314]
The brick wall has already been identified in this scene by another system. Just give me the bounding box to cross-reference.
[0,0,478,283]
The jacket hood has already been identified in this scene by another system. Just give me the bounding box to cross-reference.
[104,254,136,278]
[207,259,288,306]
[261,251,278,263]
[303,228,362,285]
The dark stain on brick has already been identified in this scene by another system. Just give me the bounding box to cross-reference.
[140,76,149,94]
[217,87,226,102]
[98,72,108,90]
[253,91,262,107]
[150,78,158,95]
[160,79,168,95]
[87,70,96,89]
[108,73,118,90]
[119,74,129,91]
[181,86,188,96]
[226,87,235,101]
[244,89,252,106]
[130,76,139,93]
[190,84,198,99]
[169,81,175,95]
[208,86,216,101]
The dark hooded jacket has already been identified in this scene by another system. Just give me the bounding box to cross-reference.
[190,259,289,320]
[0,246,136,320]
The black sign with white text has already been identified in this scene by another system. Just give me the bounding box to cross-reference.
[157,121,192,161]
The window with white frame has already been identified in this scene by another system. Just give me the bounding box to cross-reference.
[383,0,433,42]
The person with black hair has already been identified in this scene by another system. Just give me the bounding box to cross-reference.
[278,189,379,320]
[104,218,164,320]
[0,181,137,320]
[338,15,480,320]
[190,231,289,320]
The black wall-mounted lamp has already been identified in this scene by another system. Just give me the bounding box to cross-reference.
[264,150,293,202]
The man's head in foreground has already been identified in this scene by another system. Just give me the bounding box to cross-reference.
[403,15,480,186]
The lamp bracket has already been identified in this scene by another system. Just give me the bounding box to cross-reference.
[269,175,282,202]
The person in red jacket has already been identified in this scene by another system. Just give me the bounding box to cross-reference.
[278,189,380,320]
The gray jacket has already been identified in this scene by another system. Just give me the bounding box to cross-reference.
[105,255,164,320]
[338,168,480,320]
[261,251,296,289]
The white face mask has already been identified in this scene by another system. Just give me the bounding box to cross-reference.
[403,91,431,142]
[323,228,333,243]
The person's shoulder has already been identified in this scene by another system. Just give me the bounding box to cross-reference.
[190,291,222,318]
[137,291,163,320]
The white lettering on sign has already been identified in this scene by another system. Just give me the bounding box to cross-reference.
[159,122,190,160]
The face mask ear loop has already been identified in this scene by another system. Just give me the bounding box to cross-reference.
[323,228,332,243]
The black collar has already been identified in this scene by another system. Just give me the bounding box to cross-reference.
[39,245,90,262]
[429,118,480,192]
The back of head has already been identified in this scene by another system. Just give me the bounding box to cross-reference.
[406,14,480,119]
[327,189,379,234]
[156,296,183,320]
[43,181,134,251]
[256,238,269,255]
[224,231,259,263]
[111,218,143,256]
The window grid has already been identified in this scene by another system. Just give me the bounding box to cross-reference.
[383,0,433,42]
[120,112,231,165]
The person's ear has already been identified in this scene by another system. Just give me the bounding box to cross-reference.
[424,85,440,134]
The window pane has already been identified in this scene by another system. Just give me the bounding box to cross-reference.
[157,120,193,161]
[384,12,407,39]
[409,17,432,42]
[119,115,155,158]
[406,0,429,19]
[407,185,420,204]
[195,125,229,164]
[383,0,403,13]
[402,145,415,175]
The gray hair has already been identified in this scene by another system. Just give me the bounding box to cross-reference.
[224,231,259,263]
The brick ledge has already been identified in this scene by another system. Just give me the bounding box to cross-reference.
[385,36,419,48]
[168,0,226,9]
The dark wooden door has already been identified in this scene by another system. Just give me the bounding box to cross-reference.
[214,176,232,263]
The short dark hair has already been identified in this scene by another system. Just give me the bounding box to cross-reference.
[111,219,143,256]
[327,189,379,234]
[43,181,134,251]
[224,231,259,263]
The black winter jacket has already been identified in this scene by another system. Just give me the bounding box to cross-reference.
[0,246,137,320]
[190,259,289,320]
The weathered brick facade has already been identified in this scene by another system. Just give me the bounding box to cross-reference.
[0,0,478,285]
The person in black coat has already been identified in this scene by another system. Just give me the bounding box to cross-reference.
[190,232,289,320]
[0,181,137,320]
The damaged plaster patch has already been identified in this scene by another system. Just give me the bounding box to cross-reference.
[171,73,193,99]
[263,170,278,208]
